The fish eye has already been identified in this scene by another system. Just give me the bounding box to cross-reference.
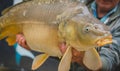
[84,26,90,33]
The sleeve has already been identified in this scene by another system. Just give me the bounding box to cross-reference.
[99,19,120,71]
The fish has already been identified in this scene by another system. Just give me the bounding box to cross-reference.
[58,10,112,70]
[0,0,112,71]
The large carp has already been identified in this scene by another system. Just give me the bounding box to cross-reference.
[0,0,112,71]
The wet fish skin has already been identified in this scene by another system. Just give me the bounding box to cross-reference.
[0,0,112,71]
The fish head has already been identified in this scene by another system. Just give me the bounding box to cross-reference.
[74,15,112,49]
[79,22,112,47]
[59,14,112,51]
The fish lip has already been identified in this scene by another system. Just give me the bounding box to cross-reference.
[96,35,112,47]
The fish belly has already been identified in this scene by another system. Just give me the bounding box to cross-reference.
[23,24,62,57]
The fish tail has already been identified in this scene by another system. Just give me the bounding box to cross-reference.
[0,16,21,46]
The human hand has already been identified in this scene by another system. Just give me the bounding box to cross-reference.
[16,33,30,50]
[59,43,84,65]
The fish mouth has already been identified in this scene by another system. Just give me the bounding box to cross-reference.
[96,35,112,47]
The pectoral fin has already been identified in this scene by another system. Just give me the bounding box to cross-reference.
[83,48,102,70]
[6,36,16,46]
[58,46,72,71]
[32,54,49,70]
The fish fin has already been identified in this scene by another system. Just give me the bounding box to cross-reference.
[6,36,16,46]
[58,46,72,71]
[83,48,102,70]
[0,25,21,40]
[0,33,7,40]
[32,54,49,70]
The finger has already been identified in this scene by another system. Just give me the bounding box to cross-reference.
[21,38,30,50]
[59,43,67,54]
[16,34,31,50]
[21,38,26,46]
[72,49,81,57]
[71,48,85,64]
[16,34,23,38]
[17,38,22,46]
[17,36,25,46]
[16,34,24,42]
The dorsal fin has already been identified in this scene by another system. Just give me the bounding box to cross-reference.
[32,0,61,4]
[2,0,79,16]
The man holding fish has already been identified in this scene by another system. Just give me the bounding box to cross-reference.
[16,0,120,71]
